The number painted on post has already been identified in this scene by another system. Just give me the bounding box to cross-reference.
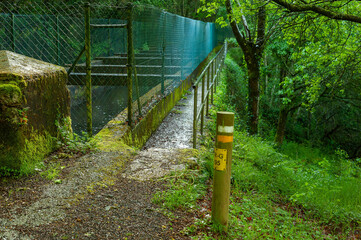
[214,148,227,171]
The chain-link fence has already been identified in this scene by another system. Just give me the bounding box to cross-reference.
[0,1,232,136]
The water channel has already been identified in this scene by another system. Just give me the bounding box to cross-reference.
[68,85,128,135]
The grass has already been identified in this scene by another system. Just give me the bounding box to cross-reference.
[189,191,336,239]
[40,162,65,183]
[197,128,361,238]
[153,52,361,239]
[152,169,208,211]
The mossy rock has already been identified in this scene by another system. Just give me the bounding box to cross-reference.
[0,83,22,105]
[0,51,71,173]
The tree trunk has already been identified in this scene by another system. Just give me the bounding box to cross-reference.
[275,108,288,146]
[246,56,260,135]
[225,0,266,135]
[275,62,288,146]
[264,54,268,96]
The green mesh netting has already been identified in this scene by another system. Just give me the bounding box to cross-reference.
[0,2,232,135]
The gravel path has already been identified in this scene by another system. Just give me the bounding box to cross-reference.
[0,88,198,239]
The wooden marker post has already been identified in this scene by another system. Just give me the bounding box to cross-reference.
[212,111,234,231]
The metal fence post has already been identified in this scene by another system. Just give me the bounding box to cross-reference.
[201,74,205,135]
[215,59,218,92]
[211,65,214,105]
[161,11,166,95]
[84,2,92,137]
[11,13,15,52]
[216,55,220,72]
[127,3,134,128]
[133,60,142,117]
[108,18,111,56]
[56,15,60,65]
[211,61,214,96]
[212,61,216,85]
[193,85,198,149]
[181,47,184,81]
[206,65,210,115]
[212,111,234,231]
[123,26,127,54]
[161,41,165,94]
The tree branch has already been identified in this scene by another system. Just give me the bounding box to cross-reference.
[272,0,361,23]
[256,5,266,48]
[225,0,248,50]
[234,0,252,40]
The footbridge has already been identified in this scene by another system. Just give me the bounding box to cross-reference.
[0,1,232,141]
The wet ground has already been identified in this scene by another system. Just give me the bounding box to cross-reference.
[143,88,195,149]
[121,86,198,187]
[0,86,200,239]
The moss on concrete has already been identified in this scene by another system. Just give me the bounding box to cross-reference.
[19,131,56,175]
[93,65,194,152]
[0,51,70,174]
[127,77,192,148]
[0,83,22,99]
[92,126,135,153]
[169,148,199,170]
[0,128,55,174]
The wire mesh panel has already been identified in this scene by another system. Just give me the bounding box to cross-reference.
[0,2,84,65]
[131,5,222,124]
[0,1,85,135]
[84,3,129,135]
[0,1,231,136]
[132,5,166,111]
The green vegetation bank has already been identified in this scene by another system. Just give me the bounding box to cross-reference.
[154,52,361,239]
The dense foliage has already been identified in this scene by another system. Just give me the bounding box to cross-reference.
[154,56,361,238]
[198,0,361,158]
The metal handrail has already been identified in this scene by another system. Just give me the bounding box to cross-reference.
[193,40,228,148]
[193,43,226,86]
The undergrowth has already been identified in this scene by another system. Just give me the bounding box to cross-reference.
[55,117,97,155]
[153,52,361,239]
[0,117,97,178]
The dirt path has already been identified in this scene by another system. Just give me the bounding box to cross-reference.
[0,88,198,239]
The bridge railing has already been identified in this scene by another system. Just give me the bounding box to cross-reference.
[193,41,228,149]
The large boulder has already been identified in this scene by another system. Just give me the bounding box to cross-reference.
[0,51,71,172]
